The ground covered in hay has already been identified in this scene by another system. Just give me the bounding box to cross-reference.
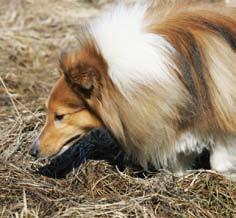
[0,0,235,217]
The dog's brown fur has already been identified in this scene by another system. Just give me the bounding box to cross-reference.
[31,1,236,173]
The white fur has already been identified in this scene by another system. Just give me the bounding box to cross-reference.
[90,3,176,94]
[175,132,209,155]
[211,137,236,173]
[171,132,209,173]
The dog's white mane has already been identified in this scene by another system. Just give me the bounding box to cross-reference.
[90,3,176,94]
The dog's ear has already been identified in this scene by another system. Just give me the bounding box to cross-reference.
[66,63,98,98]
[59,50,103,99]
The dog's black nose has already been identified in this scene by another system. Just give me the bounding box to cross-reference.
[29,140,40,158]
[30,146,39,158]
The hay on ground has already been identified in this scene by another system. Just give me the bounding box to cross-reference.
[0,0,235,217]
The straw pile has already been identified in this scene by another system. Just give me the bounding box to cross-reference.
[0,0,235,217]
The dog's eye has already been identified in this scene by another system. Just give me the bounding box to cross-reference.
[55,113,65,121]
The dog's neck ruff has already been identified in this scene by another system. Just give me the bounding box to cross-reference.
[89,3,176,95]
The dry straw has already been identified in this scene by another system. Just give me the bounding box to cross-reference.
[0,0,235,217]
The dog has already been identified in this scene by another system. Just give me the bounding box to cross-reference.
[30,0,236,174]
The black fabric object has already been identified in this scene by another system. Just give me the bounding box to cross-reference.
[36,128,210,179]
[191,147,211,170]
[36,128,127,179]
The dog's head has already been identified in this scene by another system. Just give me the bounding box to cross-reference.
[30,47,108,159]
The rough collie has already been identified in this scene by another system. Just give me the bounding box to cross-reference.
[30,0,236,174]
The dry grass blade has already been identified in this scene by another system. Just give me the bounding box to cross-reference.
[0,0,235,217]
